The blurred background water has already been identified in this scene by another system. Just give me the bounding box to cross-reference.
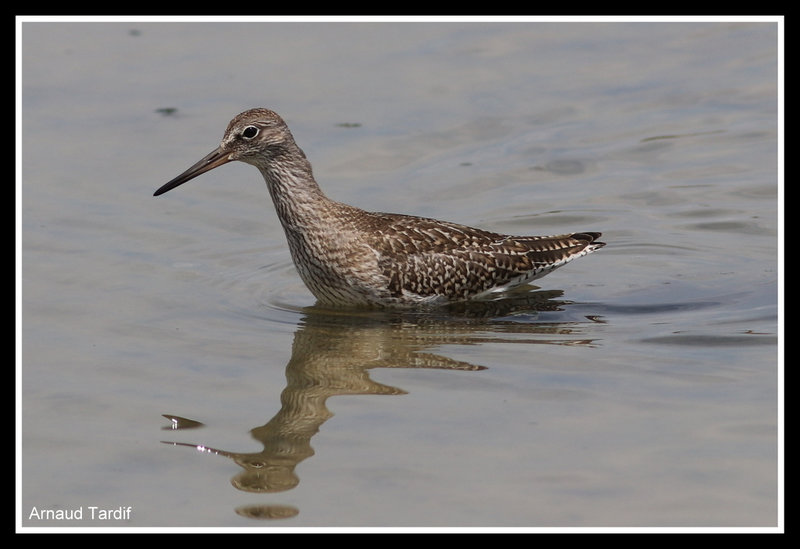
[19,17,780,530]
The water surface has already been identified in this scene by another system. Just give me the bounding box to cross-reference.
[19,19,779,530]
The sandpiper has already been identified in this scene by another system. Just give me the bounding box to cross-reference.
[155,108,605,307]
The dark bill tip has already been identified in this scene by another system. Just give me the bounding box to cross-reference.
[154,147,233,197]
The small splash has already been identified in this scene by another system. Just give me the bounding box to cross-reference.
[161,414,205,431]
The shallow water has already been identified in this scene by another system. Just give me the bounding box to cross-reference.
[19,19,780,530]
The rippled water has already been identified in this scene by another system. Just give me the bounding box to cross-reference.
[19,19,780,530]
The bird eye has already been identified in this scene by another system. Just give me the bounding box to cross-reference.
[242,126,259,139]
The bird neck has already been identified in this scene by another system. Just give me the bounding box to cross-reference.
[257,149,335,232]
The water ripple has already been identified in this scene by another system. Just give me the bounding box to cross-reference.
[640,333,777,347]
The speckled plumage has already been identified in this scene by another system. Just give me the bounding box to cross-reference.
[155,108,605,307]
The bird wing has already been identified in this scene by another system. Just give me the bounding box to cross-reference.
[364,214,573,300]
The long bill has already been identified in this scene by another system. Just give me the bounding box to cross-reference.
[153,147,234,196]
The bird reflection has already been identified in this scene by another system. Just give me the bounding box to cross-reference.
[162,289,602,520]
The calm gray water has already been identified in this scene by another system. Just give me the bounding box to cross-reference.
[19,19,780,530]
